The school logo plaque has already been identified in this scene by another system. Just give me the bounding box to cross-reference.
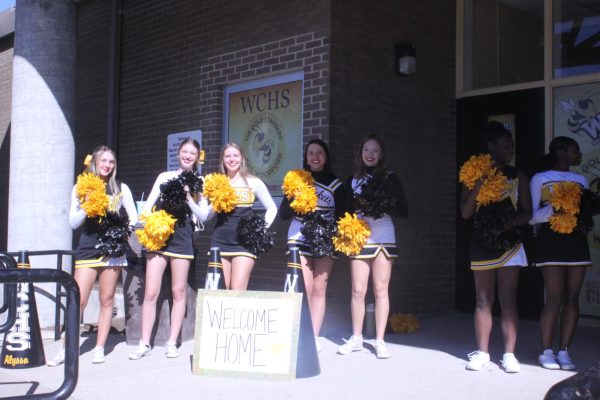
[243,114,285,179]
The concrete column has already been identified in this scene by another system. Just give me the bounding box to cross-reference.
[8,0,76,327]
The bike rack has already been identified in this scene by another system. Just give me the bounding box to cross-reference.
[0,263,80,400]
[0,254,17,334]
[5,251,75,341]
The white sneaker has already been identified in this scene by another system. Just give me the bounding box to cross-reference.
[47,349,65,367]
[466,350,490,371]
[538,349,560,370]
[91,347,105,364]
[556,349,576,370]
[314,337,322,354]
[165,341,179,358]
[374,340,391,359]
[501,353,520,373]
[128,340,151,360]
[337,335,363,355]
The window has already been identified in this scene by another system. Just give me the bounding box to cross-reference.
[554,0,600,78]
[464,0,544,89]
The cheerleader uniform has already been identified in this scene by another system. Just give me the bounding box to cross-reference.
[469,166,528,270]
[346,170,408,259]
[70,181,138,269]
[280,170,353,257]
[208,176,277,258]
[529,170,591,267]
[143,171,205,260]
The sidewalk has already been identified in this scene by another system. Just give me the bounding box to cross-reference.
[1,313,599,399]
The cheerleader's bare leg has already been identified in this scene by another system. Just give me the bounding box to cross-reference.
[349,259,370,336]
[167,258,190,343]
[221,257,232,289]
[304,256,333,337]
[540,266,566,350]
[229,256,255,290]
[140,253,168,345]
[496,267,519,354]
[473,270,496,353]
[559,266,586,350]
[96,267,121,348]
[74,267,98,324]
[371,252,392,341]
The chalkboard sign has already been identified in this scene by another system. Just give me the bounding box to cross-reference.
[192,289,302,380]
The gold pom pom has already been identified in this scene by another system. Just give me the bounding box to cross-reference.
[475,170,508,207]
[282,169,314,197]
[282,169,318,215]
[76,172,105,199]
[388,313,420,334]
[459,154,494,190]
[291,189,318,215]
[549,213,578,234]
[81,190,109,218]
[333,212,371,256]
[202,173,237,213]
[548,182,582,234]
[76,172,109,218]
[550,182,581,215]
[136,210,177,251]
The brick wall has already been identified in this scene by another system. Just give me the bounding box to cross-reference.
[75,1,111,171]
[75,0,457,316]
[329,0,457,313]
[0,34,13,249]
[112,0,332,292]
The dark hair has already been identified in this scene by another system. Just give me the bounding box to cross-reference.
[303,139,333,173]
[481,121,512,152]
[549,136,578,159]
[535,136,579,172]
[354,134,387,177]
[178,138,201,154]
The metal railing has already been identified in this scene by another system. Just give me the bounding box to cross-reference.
[4,251,75,340]
[0,254,16,333]
[0,261,80,400]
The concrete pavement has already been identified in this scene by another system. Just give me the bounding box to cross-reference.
[1,312,599,399]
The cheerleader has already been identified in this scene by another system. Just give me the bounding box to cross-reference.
[48,146,138,366]
[530,136,591,371]
[460,122,531,373]
[203,143,277,290]
[129,139,206,360]
[337,134,408,359]
[280,139,353,352]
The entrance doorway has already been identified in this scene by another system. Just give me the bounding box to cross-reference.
[455,87,546,319]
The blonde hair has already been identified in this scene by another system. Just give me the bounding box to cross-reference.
[86,145,120,195]
[219,143,254,187]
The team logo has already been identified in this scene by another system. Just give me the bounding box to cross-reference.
[243,114,285,179]
[560,91,600,145]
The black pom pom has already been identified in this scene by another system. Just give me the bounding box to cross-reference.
[159,177,188,220]
[472,201,520,253]
[300,212,337,257]
[355,174,397,219]
[179,171,203,195]
[94,211,133,258]
[158,171,203,221]
[236,213,275,255]
[577,189,600,234]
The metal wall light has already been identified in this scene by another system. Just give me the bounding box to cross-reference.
[395,43,416,76]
